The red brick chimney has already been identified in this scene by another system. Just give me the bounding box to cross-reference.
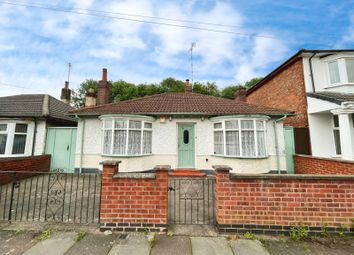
[185,79,192,93]
[97,68,110,105]
[234,87,247,102]
[60,81,71,104]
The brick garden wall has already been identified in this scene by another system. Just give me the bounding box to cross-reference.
[295,154,354,175]
[214,168,354,235]
[100,162,169,232]
[0,155,51,184]
[247,58,308,128]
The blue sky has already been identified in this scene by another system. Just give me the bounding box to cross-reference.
[0,0,354,98]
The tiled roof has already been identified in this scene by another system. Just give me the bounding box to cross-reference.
[307,92,354,105]
[70,92,291,116]
[0,94,76,122]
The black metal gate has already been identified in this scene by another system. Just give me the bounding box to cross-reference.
[168,176,215,225]
[0,170,101,224]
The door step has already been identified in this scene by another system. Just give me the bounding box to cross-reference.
[169,169,206,177]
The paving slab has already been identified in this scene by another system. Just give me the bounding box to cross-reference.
[262,240,312,255]
[151,235,192,255]
[169,225,218,237]
[23,232,77,255]
[230,239,270,255]
[108,233,150,255]
[191,237,233,255]
[0,230,38,255]
[65,233,117,255]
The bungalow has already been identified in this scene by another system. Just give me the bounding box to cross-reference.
[0,83,77,172]
[70,69,291,174]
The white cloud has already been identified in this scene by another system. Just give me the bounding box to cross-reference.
[235,36,289,82]
[336,13,354,48]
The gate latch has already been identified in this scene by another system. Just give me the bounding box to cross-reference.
[168,187,175,191]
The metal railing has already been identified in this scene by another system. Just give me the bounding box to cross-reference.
[0,170,101,224]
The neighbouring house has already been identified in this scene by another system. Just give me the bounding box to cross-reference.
[70,69,291,174]
[0,82,77,172]
[247,49,354,173]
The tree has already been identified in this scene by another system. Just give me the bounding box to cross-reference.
[71,79,98,108]
[244,77,263,89]
[221,85,243,100]
[160,77,185,92]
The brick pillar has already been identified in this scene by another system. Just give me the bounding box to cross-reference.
[212,165,232,226]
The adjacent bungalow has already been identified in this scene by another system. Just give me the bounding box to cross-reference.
[70,69,291,174]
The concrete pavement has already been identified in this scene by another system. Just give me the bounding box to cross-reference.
[0,229,353,255]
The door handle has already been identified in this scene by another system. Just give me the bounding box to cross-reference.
[67,145,69,151]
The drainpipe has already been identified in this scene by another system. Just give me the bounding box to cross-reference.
[273,115,288,174]
[31,118,37,155]
[75,114,85,173]
[309,52,316,93]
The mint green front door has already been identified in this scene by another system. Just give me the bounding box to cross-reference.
[45,128,77,173]
[178,124,195,168]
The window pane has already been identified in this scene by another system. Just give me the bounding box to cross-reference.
[114,119,127,129]
[128,130,141,155]
[329,61,340,84]
[226,131,239,156]
[144,122,152,129]
[113,130,126,154]
[256,121,264,130]
[333,130,341,155]
[0,134,7,154]
[214,131,224,154]
[346,59,354,83]
[0,124,7,132]
[214,123,222,129]
[143,131,152,154]
[12,134,26,154]
[241,120,254,129]
[15,124,27,133]
[225,120,238,130]
[104,119,113,129]
[183,130,189,144]
[103,130,112,154]
[129,120,142,129]
[257,131,266,156]
[241,131,255,156]
[333,115,339,127]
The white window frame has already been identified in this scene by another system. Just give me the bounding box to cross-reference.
[0,121,30,157]
[332,115,341,156]
[100,116,153,156]
[326,57,354,87]
[212,117,268,158]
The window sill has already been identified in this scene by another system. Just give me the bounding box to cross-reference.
[325,83,354,89]
[0,154,29,157]
[211,154,269,159]
[101,154,153,158]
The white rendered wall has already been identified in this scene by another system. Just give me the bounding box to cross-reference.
[33,120,47,155]
[75,116,287,173]
[303,54,354,93]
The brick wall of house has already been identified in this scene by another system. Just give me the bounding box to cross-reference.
[247,58,308,128]
[295,154,354,175]
[0,155,51,184]
[100,162,169,232]
[214,168,354,235]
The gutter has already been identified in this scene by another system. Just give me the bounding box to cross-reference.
[75,114,85,173]
[273,115,288,174]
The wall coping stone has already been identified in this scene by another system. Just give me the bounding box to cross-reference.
[212,165,232,171]
[99,160,122,166]
[153,165,171,171]
[230,173,354,180]
[113,172,156,179]
[295,154,354,164]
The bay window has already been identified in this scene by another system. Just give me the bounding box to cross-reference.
[0,122,29,156]
[101,117,152,156]
[213,118,267,157]
[327,57,354,86]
